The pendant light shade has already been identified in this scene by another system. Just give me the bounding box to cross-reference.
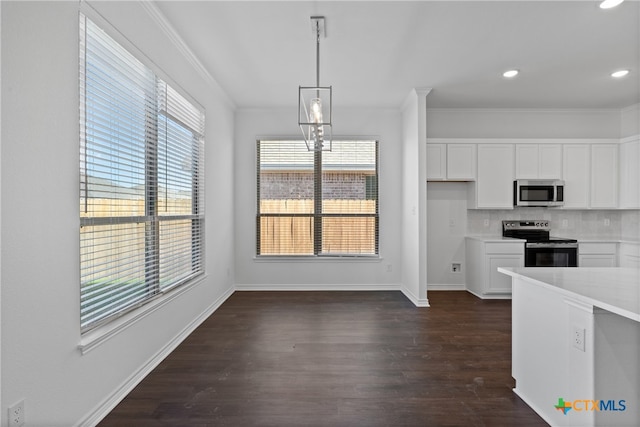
[299,16,332,151]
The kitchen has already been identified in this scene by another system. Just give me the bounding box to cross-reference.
[426,106,640,295]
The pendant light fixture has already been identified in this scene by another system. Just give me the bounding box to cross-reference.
[299,16,332,151]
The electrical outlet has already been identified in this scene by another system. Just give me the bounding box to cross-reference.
[483,219,490,227]
[604,218,610,227]
[561,219,568,228]
[8,400,25,427]
[573,326,585,352]
[386,264,392,272]
[451,263,461,273]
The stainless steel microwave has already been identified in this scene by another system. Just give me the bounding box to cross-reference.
[514,179,564,207]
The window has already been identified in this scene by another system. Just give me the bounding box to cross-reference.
[79,14,205,332]
[257,140,378,256]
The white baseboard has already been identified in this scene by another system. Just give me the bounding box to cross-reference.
[78,286,235,427]
[234,283,401,291]
[427,283,466,291]
[401,286,430,307]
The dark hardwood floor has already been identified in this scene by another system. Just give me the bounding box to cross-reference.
[98,291,548,426]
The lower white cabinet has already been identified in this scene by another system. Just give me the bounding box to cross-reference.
[619,242,640,269]
[578,242,617,267]
[466,238,524,298]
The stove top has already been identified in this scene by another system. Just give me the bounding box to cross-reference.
[502,220,577,244]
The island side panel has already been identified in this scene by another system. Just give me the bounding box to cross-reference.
[512,276,595,427]
[593,309,640,426]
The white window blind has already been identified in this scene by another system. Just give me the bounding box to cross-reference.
[257,140,378,256]
[79,14,205,332]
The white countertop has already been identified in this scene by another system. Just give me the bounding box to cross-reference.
[498,267,640,323]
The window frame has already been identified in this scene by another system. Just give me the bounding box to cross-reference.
[79,12,205,334]
[256,139,379,258]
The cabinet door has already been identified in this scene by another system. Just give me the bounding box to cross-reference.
[619,139,640,209]
[562,144,590,209]
[579,255,616,267]
[538,144,562,179]
[487,254,522,294]
[476,144,514,208]
[591,144,618,209]
[447,144,476,180]
[427,144,446,180]
[515,144,539,179]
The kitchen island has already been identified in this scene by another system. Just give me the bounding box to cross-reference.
[498,267,640,427]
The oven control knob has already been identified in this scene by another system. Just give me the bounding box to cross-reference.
[544,221,549,227]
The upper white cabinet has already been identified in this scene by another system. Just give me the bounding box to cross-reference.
[447,144,476,180]
[562,144,591,209]
[426,144,447,180]
[427,143,476,181]
[470,144,514,209]
[515,144,562,179]
[590,144,618,209]
[619,138,640,209]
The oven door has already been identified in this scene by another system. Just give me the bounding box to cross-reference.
[525,243,578,267]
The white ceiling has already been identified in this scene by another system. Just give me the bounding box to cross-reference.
[156,1,640,110]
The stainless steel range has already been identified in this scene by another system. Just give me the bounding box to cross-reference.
[502,220,578,267]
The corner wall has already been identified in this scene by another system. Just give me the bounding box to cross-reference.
[1,2,235,425]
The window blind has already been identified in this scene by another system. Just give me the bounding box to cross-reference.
[256,140,378,256]
[79,14,205,332]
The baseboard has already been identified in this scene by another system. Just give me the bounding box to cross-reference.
[78,285,235,427]
[401,286,430,307]
[427,283,466,291]
[234,283,401,291]
[466,288,512,300]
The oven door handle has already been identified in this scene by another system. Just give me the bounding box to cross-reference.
[526,243,579,249]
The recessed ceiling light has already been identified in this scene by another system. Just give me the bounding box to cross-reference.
[503,70,519,78]
[600,0,624,9]
[611,69,630,78]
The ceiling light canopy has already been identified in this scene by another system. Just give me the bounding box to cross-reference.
[299,16,332,152]
[599,0,624,9]
[611,69,630,78]
[503,69,519,78]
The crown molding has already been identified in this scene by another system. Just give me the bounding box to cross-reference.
[139,0,236,110]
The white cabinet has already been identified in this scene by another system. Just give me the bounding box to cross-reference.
[426,144,446,180]
[619,138,640,209]
[427,143,476,181]
[562,144,590,209]
[447,144,476,180]
[469,144,514,209]
[578,242,617,267]
[515,144,562,179]
[562,144,618,209]
[619,242,640,269]
[590,144,618,209]
[466,238,524,298]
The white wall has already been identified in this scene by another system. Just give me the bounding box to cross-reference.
[621,103,640,138]
[1,2,235,425]
[426,182,467,289]
[400,89,429,305]
[234,107,402,288]
[427,108,622,139]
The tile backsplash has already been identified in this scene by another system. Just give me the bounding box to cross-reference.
[467,208,640,241]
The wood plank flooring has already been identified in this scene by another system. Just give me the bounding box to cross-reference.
[98,291,548,426]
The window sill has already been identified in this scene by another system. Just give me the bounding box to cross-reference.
[254,255,382,263]
[78,275,207,355]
